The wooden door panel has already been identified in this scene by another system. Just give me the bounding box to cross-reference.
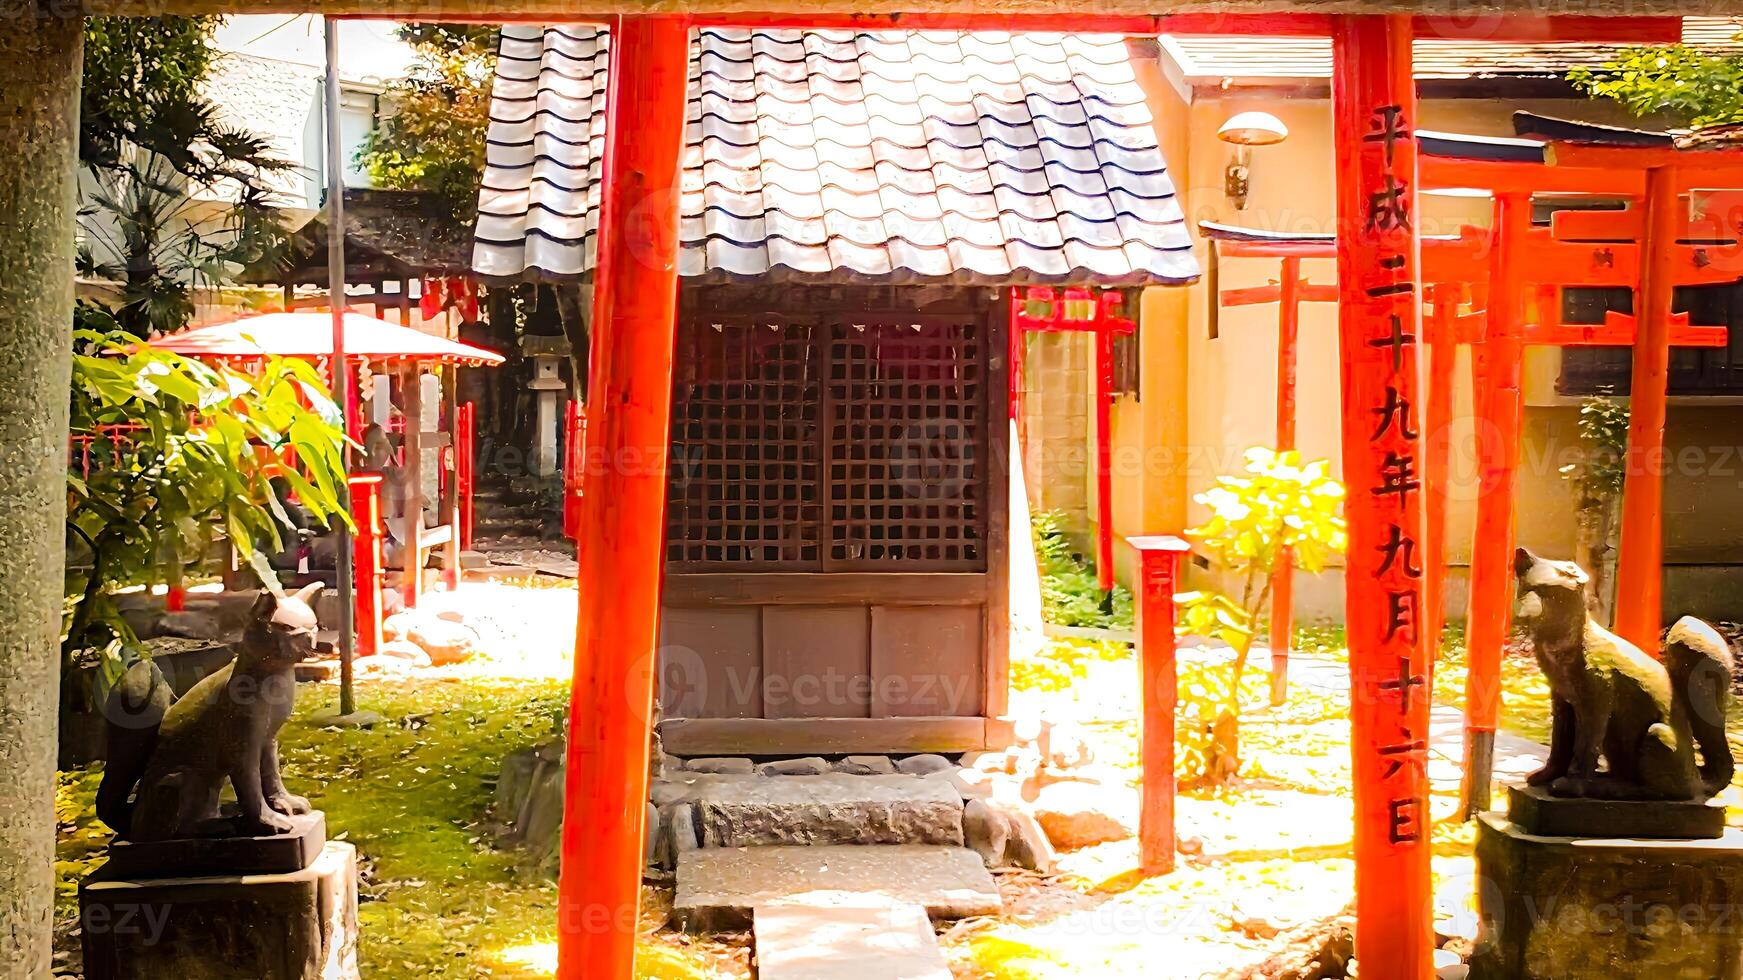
[659,606,762,719]
[761,606,871,719]
[869,605,985,718]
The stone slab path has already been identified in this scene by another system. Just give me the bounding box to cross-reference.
[1249,650,1550,791]
[754,897,951,980]
[673,844,1000,932]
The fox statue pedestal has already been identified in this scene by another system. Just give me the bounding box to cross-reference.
[1471,807,1743,979]
[1473,551,1743,978]
[80,828,360,980]
[80,586,360,979]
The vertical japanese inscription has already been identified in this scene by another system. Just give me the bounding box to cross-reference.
[1333,15,1434,978]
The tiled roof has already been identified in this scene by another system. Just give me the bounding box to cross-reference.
[1162,17,1743,84]
[473,26,1198,286]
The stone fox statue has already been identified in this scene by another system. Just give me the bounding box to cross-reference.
[1513,549,1734,801]
[97,584,326,840]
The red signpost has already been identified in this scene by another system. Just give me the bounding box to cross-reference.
[457,401,475,552]
[1331,16,1435,977]
[348,473,384,660]
[1129,535,1189,874]
[563,400,585,541]
[556,15,689,979]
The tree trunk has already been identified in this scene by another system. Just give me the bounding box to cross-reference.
[0,18,80,973]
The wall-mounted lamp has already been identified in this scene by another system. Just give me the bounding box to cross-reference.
[1217,111,1289,211]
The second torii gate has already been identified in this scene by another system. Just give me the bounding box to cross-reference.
[1205,118,1740,814]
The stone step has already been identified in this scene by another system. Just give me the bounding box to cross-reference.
[674,844,1000,932]
[685,773,963,848]
[754,897,951,980]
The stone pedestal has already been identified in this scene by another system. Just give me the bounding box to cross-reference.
[1507,784,1726,840]
[1471,813,1743,979]
[81,841,360,980]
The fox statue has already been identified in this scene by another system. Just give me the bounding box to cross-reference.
[1513,549,1733,801]
[96,584,327,840]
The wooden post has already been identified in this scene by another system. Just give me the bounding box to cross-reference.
[1614,166,1678,650]
[556,16,688,980]
[349,474,384,660]
[1094,326,1116,592]
[1460,192,1528,819]
[401,362,424,607]
[1129,535,1188,875]
[1269,255,1301,705]
[1332,16,1434,978]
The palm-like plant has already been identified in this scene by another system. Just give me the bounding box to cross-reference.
[78,92,294,339]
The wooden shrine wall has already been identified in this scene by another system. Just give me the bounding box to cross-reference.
[657,285,1010,755]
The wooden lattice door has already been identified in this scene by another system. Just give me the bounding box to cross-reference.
[667,312,987,571]
[822,316,985,571]
[667,315,824,570]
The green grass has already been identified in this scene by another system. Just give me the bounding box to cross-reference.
[57,675,723,979]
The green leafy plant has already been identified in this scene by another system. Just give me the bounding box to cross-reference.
[1032,510,1132,629]
[1173,448,1347,787]
[65,322,351,696]
[1570,45,1743,128]
[1558,395,1629,622]
[77,16,293,339]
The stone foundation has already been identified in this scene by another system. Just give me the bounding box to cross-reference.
[1471,814,1743,979]
[81,841,360,980]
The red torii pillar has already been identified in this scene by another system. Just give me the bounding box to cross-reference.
[1613,166,1679,650]
[1270,260,1300,706]
[1459,190,1530,818]
[1332,16,1435,977]
[1214,252,1339,704]
[1422,285,1460,655]
[556,15,689,978]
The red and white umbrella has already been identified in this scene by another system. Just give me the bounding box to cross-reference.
[151,311,505,367]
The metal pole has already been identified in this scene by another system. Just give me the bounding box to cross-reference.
[324,18,358,718]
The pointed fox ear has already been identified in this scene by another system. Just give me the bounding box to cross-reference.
[292,581,324,605]
[251,589,280,620]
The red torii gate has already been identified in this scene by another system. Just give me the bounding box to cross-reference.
[379,10,1682,978]
[1200,221,1486,706]
[1008,286,1137,592]
[1420,119,1743,812]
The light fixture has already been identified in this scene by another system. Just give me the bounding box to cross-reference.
[1217,111,1289,212]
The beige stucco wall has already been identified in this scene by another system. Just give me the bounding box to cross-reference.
[1086,56,1743,623]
